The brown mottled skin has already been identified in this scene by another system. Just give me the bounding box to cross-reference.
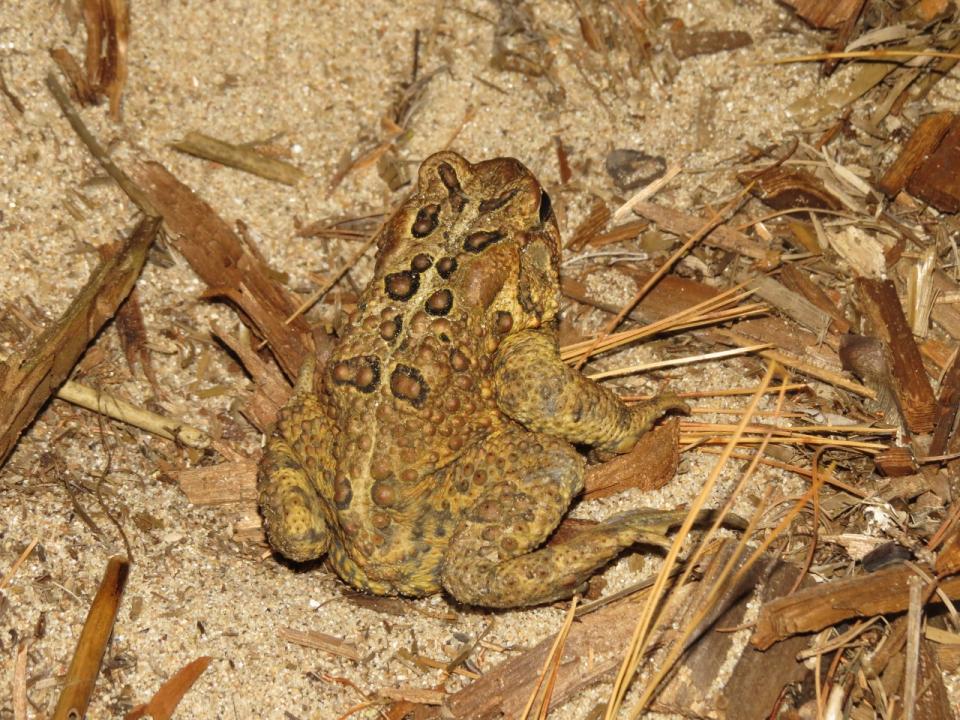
[258,152,689,608]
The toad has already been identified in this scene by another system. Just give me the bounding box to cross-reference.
[258,151,688,608]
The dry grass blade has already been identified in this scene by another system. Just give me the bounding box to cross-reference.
[52,556,130,720]
[520,596,579,720]
[0,537,38,590]
[772,49,960,63]
[574,186,753,371]
[604,363,776,719]
[715,328,876,399]
[124,656,213,720]
[587,344,770,381]
[561,283,760,364]
[285,232,379,326]
[13,641,27,720]
[626,382,808,401]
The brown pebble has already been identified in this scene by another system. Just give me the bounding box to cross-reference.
[401,468,418,483]
[372,512,391,530]
[495,311,513,334]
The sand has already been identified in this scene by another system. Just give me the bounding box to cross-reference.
[2,1,956,718]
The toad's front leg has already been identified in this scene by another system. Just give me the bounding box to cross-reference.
[493,328,688,454]
[258,362,334,563]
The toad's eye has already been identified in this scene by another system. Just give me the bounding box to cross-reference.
[538,190,552,223]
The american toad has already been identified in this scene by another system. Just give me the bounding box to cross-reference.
[258,152,688,608]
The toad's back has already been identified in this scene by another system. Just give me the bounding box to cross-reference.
[322,151,560,540]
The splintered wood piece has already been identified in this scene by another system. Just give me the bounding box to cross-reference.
[855,278,937,432]
[627,200,779,266]
[779,263,851,333]
[914,639,954,720]
[212,325,292,431]
[873,446,918,477]
[132,162,316,380]
[582,420,679,500]
[738,165,844,211]
[907,116,960,213]
[779,0,865,28]
[124,656,212,720]
[935,526,960,576]
[879,112,955,197]
[50,47,97,104]
[83,0,129,119]
[171,131,305,186]
[0,216,159,467]
[565,198,610,251]
[173,460,258,505]
[52,556,130,720]
[747,275,832,337]
[751,564,960,650]
[444,597,637,718]
[658,561,808,718]
[930,347,960,457]
[668,29,753,59]
[279,627,362,661]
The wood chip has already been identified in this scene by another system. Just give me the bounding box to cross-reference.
[751,564,960,650]
[668,29,752,59]
[740,165,844,211]
[878,112,955,197]
[174,461,259,506]
[779,0,865,28]
[132,162,317,380]
[171,131,306,186]
[906,115,960,213]
[582,419,680,500]
[855,278,938,433]
[124,656,212,720]
[0,216,159,466]
[279,627,362,661]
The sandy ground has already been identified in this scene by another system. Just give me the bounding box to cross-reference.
[2,1,954,718]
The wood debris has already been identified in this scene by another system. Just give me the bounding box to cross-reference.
[124,656,212,720]
[279,627,362,661]
[0,216,159,466]
[52,556,130,720]
[84,0,129,119]
[171,131,306,186]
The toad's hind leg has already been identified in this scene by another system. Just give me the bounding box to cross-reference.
[258,360,334,563]
[441,428,687,608]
